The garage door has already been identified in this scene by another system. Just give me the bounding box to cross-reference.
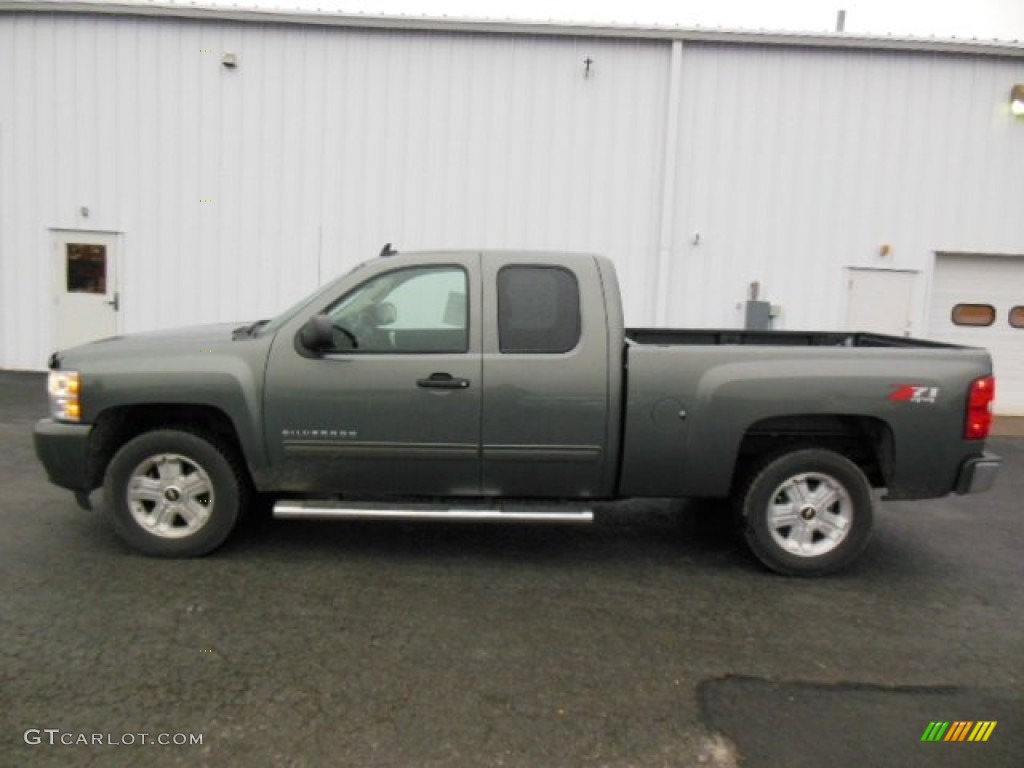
[928,253,1024,415]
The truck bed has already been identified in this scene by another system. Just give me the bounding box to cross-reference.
[625,328,960,349]
[617,330,991,501]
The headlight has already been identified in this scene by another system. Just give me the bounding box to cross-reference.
[48,370,81,422]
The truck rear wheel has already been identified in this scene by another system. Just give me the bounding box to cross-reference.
[736,448,873,576]
[103,429,246,557]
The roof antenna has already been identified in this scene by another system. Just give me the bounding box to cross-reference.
[379,242,397,257]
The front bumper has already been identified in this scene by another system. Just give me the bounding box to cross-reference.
[34,418,94,492]
[954,453,1002,495]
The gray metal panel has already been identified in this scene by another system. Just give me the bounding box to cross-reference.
[262,251,484,496]
[745,301,772,331]
[594,253,626,496]
[479,251,613,498]
[618,342,994,499]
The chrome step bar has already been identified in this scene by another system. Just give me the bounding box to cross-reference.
[273,500,594,524]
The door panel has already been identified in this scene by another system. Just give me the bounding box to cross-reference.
[52,231,119,350]
[263,256,482,495]
[928,253,1024,415]
[844,268,916,337]
[480,255,611,498]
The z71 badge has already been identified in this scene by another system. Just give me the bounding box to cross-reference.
[889,385,940,404]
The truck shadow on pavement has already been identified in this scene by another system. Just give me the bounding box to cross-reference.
[58,484,987,584]
[220,496,753,571]
[219,495,948,580]
[51,488,964,580]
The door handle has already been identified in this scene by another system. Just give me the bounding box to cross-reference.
[417,373,470,390]
[106,292,120,312]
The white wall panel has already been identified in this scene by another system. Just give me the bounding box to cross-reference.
[0,14,669,368]
[310,30,668,319]
[666,43,1024,333]
[1,7,1023,370]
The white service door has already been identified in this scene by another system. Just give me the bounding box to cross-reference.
[928,254,1024,415]
[52,231,119,351]
[844,269,916,337]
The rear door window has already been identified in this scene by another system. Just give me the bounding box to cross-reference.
[497,266,581,354]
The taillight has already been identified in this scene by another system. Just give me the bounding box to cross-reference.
[965,376,995,440]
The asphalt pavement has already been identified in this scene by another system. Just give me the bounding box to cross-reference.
[1,370,1021,767]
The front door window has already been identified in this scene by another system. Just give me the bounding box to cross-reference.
[325,266,468,353]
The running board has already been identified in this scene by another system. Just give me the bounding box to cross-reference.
[273,500,594,524]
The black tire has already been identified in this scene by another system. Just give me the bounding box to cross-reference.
[103,429,247,557]
[735,448,874,576]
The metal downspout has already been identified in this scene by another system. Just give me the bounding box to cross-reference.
[655,39,683,326]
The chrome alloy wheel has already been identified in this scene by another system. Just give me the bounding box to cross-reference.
[126,453,215,539]
[766,472,853,558]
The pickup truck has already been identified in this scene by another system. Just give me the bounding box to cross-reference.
[34,250,1002,575]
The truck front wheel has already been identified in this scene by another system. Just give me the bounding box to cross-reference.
[736,448,874,576]
[103,429,246,557]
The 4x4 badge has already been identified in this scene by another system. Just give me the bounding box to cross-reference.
[889,385,940,404]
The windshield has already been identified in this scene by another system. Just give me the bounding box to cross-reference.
[253,264,367,337]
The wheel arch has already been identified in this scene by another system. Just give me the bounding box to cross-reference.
[86,403,256,491]
[732,414,894,494]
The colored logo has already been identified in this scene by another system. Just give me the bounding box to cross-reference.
[889,385,940,404]
[920,721,997,742]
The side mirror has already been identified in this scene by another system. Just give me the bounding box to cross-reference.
[299,314,334,353]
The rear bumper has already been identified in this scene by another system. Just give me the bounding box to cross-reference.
[34,418,93,492]
[954,453,1001,495]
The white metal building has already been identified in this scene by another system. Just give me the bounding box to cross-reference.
[2,1,1023,411]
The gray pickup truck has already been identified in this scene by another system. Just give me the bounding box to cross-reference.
[35,250,1001,575]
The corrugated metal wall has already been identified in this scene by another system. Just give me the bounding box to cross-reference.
[0,12,668,368]
[1,10,1023,369]
[667,43,1024,331]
